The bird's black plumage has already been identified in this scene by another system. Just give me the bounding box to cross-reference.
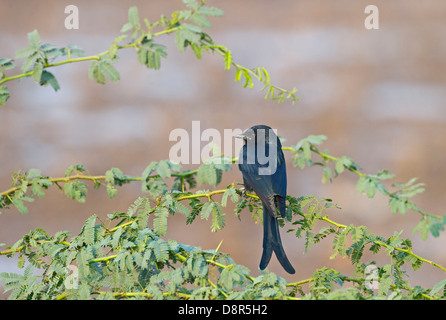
[237,125,295,274]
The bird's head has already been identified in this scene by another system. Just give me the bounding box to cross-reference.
[235,125,278,145]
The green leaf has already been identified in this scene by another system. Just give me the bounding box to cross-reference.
[157,160,171,179]
[187,253,208,278]
[211,202,225,232]
[17,256,25,269]
[142,162,158,181]
[200,202,213,220]
[430,279,446,297]
[174,30,186,52]
[183,0,199,10]
[153,207,169,236]
[389,198,407,215]
[88,61,105,84]
[98,60,120,82]
[20,51,39,72]
[65,164,86,177]
[190,14,211,29]
[393,177,417,188]
[78,282,91,300]
[242,69,253,89]
[224,50,232,70]
[146,50,162,70]
[64,181,87,203]
[365,178,376,198]
[39,70,60,92]
[128,6,140,27]
[189,42,202,59]
[82,215,97,245]
[221,187,239,207]
[182,23,202,33]
[347,239,365,264]
[356,176,367,194]
[179,26,200,45]
[218,267,233,290]
[334,226,350,257]
[106,184,117,198]
[149,238,169,262]
[264,86,274,100]
[26,168,41,179]
[0,86,10,106]
[254,67,268,85]
[31,182,45,198]
[378,265,393,297]
[88,58,121,84]
[109,42,118,59]
[28,30,41,48]
[235,69,242,82]
[197,6,224,17]
[322,166,332,184]
[393,177,425,198]
[121,22,133,33]
[12,197,29,215]
[40,43,61,60]
[105,167,127,186]
[197,164,221,187]
[301,141,311,161]
[375,169,395,180]
[412,218,430,240]
[145,178,168,197]
[31,63,43,83]
[335,159,345,175]
[137,44,165,70]
[0,58,16,70]
[112,227,123,249]
[47,243,65,258]
[61,45,85,57]
[429,216,446,238]
[174,201,190,217]
[308,135,327,145]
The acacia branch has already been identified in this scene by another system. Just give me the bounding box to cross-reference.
[0,175,106,198]
[3,185,445,275]
[0,28,175,87]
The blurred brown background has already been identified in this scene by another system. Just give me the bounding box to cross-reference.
[1,0,446,298]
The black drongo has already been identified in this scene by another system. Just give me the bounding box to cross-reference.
[236,125,295,274]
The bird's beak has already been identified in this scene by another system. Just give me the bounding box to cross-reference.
[235,133,247,140]
[235,130,253,141]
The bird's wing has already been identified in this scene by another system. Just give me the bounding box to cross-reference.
[239,143,287,217]
[271,150,287,218]
[271,144,287,197]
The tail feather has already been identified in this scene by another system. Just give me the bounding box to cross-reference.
[259,208,274,270]
[260,204,295,274]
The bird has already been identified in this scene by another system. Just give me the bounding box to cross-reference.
[236,125,295,274]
